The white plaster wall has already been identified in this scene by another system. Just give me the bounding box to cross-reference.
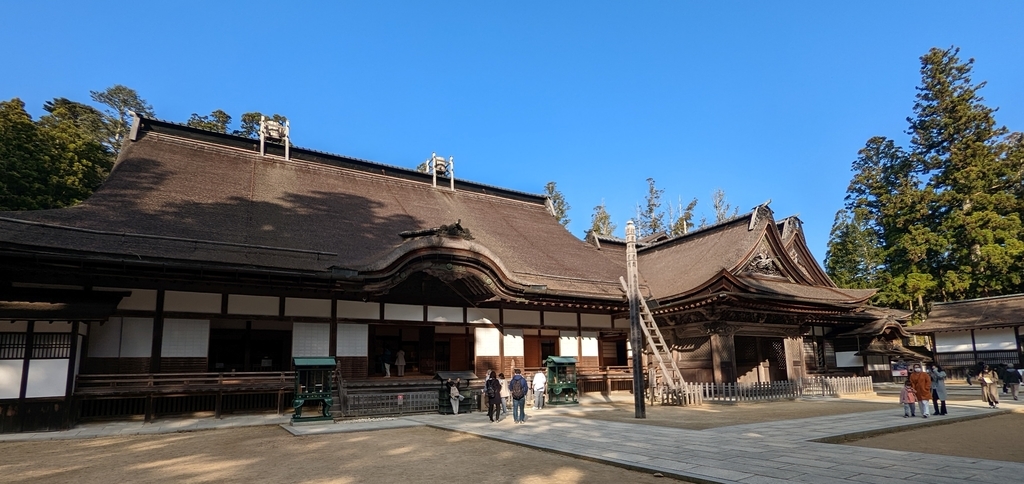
[0,360,23,399]
[467,308,499,324]
[559,331,578,357]
[162,319,210,357]
[119,318,153,358]
[33,321,71,333]
[25,359,68,398]
[835,351,863,368]
[429,306,464,322]
[285,298,332,318]
[293,322,330,357]
[116,289,158,311]
[581,332,599,357]
[0,321,28,332]
[475,327,501,356]
[164,291,222,313]
[338,301,380,320]
[974,328,1016,351]
[88,318,122,357]
[228,295,279,316]
[934,331,974,353]
[545,312,577,327]
[384,303,422,321]
[504,309,540,325]
[581,314,612,328]
[336,324,368,357]
[503,329,524,357]
[613,317,628,329]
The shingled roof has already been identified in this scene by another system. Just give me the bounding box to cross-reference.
[0,117,626,301]
[909,294,1024,333]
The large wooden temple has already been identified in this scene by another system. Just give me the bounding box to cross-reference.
[1,116,879,431]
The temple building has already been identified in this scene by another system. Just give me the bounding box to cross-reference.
[2,116,877,431]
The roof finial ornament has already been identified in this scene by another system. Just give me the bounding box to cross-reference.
[259,116,291,160]
[427,152,455,191]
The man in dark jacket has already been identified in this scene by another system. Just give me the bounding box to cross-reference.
[485,370,502,422]
[1005,364,1022,400]
[508,369,529,424]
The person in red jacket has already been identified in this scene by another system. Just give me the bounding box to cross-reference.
[899,380,918,417]
[908,364,932,418]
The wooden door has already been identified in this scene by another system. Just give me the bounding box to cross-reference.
[524,335,541,367]
[450,336,468,371]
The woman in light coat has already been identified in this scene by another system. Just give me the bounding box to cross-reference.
[928,363,948,415]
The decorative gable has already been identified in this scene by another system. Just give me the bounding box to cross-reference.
[739,239,787,278]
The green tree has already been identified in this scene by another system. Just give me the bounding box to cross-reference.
[544,181,571,227]
[186,109,232,133]
[90,85,155,155]
[824,208,884,289]
[710,188,738,222]
[635,177,665,237]
[588,200,616,236]
[668,196,698,236]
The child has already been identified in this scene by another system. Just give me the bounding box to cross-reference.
[900,380,918,418]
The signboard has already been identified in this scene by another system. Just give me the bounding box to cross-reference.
[891,360,908,377]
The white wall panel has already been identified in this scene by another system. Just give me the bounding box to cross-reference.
[467,308,499,324]
[164,291,222,313]
[0,361,23,399]
[384,304,422,321]
[503,329,524,357]
[559,331,578,357]
[973,328,1016,351]
[504,309,540,325]
[613,317,628,329]
[545,312,577,327]
[25,359,68,398]
[475,327,501,356]
[33,321,71,333]
[836,351,863,368]
[337,301,380,320]
[88,318,122,357]
[162,319,209,357]
[228,295,279,316]
[581,314,612,328]
[119,318,153,358]
[285,298,332,318]
[116,289,157,311]
[0,321,28,332]
[581,332,599,357]
[429,306,464,323]
[336,324,368,357]
[934,331,974,353]
[293,322,330,357]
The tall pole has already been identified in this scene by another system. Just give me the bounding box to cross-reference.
[625,221,646,418]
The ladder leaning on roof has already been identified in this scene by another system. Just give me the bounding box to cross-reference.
[623,222,702,406]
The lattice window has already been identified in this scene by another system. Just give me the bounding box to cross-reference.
[803,338,818,371]
[31,333,71,359]
[674,337,711,362]
[0,333,26,359]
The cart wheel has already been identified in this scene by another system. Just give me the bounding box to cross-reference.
[554,387,562,395]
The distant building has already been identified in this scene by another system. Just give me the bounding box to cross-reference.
[909,294,1024,378]
[2,116,876,432]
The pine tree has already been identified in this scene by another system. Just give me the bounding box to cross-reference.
[588,200,616,236]
[636,178,665,237]
[544,181,571,227]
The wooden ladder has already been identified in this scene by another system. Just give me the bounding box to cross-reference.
[620,276,685,404]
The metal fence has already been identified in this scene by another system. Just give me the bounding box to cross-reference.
[342,391,439,417]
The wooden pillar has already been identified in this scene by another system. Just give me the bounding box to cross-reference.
[150,290,165,373]
[784,336,805,382]
[329,298,338,357]
[710,328,737,383]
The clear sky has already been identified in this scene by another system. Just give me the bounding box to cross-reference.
[4,2,1022,265]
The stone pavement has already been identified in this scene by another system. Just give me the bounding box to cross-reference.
[3,395,1021,484]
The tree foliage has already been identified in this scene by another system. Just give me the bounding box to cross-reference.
[235,112,287,138]
[635,178,666,237]
[0,98,113,210]
[668,196,698,236]
[710,188,738,223]
[89,85,154,155]
[187,109,232,133]
[544,181,571,227]
[588,200,616,236]
[826,46,1024,306]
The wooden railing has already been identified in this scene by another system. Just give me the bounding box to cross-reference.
[76,372,295,395]
[696,376,874,403]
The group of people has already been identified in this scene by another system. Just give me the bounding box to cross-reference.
[379,348,406,377]
[900,361,1023,416]
[899,363,949,417]
[444,368,549,424]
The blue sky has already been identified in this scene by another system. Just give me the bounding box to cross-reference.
[4,2,1022,265]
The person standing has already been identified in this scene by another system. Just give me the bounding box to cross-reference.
[1004,364,1022,401]
[446,377,464,414]
[509,369,529,424]
[532,370,547,410]
[928,363,948,415]
[979,364,1000,408]
[394,349,406,377]
[909,364,931,418]
[486,371,502,422]
[498,373,510,416]
[382,347,392,377]
[900,379,918,418]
